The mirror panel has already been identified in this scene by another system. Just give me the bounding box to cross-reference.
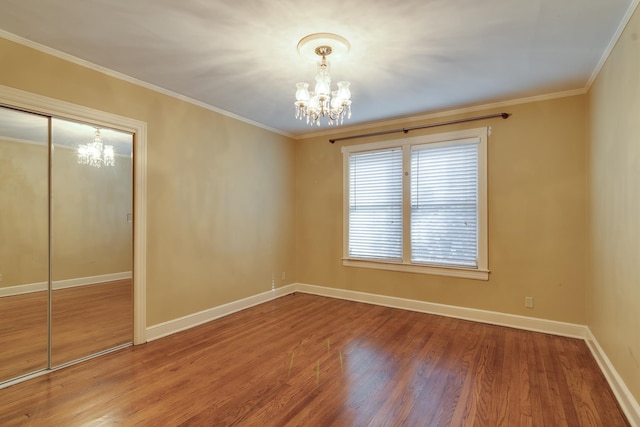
[50,118,133,366]
[0,106,49,382]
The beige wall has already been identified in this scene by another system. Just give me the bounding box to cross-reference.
[0,138,132,287]
[587,6,640,403]
[51,145,133,281]
[0,139,48,287]
[3,15,637,405]
[0,37,297,325]
[296,96,588,324]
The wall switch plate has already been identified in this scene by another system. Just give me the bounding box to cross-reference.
[525,296,534,308]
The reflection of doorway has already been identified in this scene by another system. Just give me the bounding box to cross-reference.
[0,108,133,378]
[50,117,134,367]
[51,279,133,365]
[0,85,147,387]
[0,107,48,382]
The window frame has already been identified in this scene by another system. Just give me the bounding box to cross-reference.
[342,127,489,280]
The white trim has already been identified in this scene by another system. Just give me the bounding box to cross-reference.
[586,0,640,91]
[296,88,586,140]
[0,28,592,141]
[342,259,489,280]
[143,282,637,422]
[0,85,144,134]
[146,282,587,341]
[145,285,297,341]
[132,115,147,345]
[0,84,147,344]
[0,272,133,296]
[0,29,587,142]
[585,328,640,427]
[53,271,132,290]
[293,283,587,339]
[0,30,293,139]
[0,282,47,297]
[342,127,488,279]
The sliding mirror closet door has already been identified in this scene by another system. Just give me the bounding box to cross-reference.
[0,107,49,382]
[50,118,133,366]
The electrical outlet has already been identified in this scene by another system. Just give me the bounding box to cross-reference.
[525,296,534,309]
[281,272,286,281]
[0,273,3,282]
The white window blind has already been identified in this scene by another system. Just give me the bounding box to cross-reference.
[348,148,403,260]
[410,139,479,267]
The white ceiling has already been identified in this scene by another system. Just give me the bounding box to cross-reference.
[0,0,635,137]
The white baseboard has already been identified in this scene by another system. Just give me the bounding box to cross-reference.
[586,329,640,427]
[145,285,296,342]
[294,283,588,339]
[0,271,133,297]
[0,281,48,297]
[52,271,132,290]
[145,281,586,342]
[143,282,637,425]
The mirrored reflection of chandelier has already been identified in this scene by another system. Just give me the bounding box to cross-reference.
[77,128,115,168]
[294,33,352,126]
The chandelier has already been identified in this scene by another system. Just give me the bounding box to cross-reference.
[77,128,115,168]
[294,33,352,126]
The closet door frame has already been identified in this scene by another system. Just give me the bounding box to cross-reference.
[0,84,147,346]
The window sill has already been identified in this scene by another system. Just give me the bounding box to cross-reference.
[342,258,489,281]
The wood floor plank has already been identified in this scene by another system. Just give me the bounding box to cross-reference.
[0,290,49,382]
[0,279,133,384]
[51,279,133,366]
[0,293,630,426]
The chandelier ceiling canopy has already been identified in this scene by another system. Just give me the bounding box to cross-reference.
[294,33,352,127]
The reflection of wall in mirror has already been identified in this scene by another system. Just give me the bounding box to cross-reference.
[51,144,132,281]
[0,138,132,291]
[0,138,48,288]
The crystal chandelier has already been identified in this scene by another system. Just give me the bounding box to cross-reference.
[294,33,352,126]
[77,128,115,168]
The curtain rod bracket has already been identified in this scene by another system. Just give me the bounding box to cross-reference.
[328,112,511,143]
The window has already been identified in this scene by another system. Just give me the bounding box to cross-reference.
[342,127,488,280]
[348,148,403,261]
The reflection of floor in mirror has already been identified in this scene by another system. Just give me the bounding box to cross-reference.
[0,291,48,382]
[0,279,132,383]
[0,293,630,426]
[51,279,133,366]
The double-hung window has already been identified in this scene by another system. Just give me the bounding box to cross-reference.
[342,127,488,280]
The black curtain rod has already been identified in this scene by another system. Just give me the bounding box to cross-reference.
[329,112,511,143]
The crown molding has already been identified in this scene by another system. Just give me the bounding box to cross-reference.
[4,0,634,144]
[586,0,640,90]
[293,88,587,140]
[0,29,294,139]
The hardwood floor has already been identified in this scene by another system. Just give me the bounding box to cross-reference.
[0,293,629,426]
[0,279,132,383]
[0,290,48,382]
[51,279,133,366]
